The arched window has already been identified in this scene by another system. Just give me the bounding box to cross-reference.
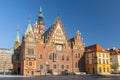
[53,64,57,69]
[61,65,64,69]
[66,65,69,69]
[53,53,57,61]
[49,54,52,59]
[66,55,69,61]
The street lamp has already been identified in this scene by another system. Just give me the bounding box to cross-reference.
[3,61,6,76]
[57,64,59,74]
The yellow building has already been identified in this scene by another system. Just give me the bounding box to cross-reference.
[85,44,111,74]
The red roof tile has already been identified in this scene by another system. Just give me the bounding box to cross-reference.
[85,44,108,52]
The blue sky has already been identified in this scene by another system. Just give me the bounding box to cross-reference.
[0,0,120,49]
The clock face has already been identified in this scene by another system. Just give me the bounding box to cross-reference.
[56,44,62,51]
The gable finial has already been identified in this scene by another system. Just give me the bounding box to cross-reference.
[56,11,61,20]
[40,6,42,12]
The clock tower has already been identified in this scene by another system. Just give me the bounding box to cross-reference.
[34,7,45,39]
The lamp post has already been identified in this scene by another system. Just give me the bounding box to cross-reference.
[3,61,6,76]
[45,61,49,76]
[57,64,59,74]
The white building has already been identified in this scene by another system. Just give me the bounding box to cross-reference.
[109,48,120,72]
[0,48,13,74]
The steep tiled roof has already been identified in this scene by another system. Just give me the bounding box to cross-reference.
[42,24,54,42]
[85,44,108,53]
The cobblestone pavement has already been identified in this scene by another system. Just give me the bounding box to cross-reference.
[0,75,120,80]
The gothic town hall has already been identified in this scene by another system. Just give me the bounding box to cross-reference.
[12,7,85,76]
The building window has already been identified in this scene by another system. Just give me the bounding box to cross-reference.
[29,62,32,66]
[66,55,69,61]
[99,59,101,64]
[98,53,101,57]
[54,64,57,69]
[103,59,105,64]
[106,54,108,58]
[103,54,105,57]
[106,60,108,64]
[53,53,57,61]
[40,54,42,59]
[93,52,95,57]
[49,54,52,59]
[78,53,80,58]
[99,67,102,72]
[66,65,69,69]
[103,68,105,72]
[40,65,43,69]
[61,65,64,69]
[28,48,34,54]
[75,54,77,58]
[107,68,109,72]
[62,54,64,60]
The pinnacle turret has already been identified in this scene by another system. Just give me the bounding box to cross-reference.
[14,28,21,49]
[25,19,34,36]
[15,28,20,43]
[75,30,81,40]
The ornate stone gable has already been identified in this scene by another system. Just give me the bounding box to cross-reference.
[43,19,70,49]
[23,21,35,43]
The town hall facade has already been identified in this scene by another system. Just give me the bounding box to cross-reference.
[12,7,85,76]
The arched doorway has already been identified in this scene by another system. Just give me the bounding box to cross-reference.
[17,67,20,74]
[31,71,34,76]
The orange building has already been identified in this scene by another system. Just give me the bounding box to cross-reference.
[12,7,85,76]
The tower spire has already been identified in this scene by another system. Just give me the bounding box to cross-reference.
[38,6,44,24]
[15,27,20,42]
